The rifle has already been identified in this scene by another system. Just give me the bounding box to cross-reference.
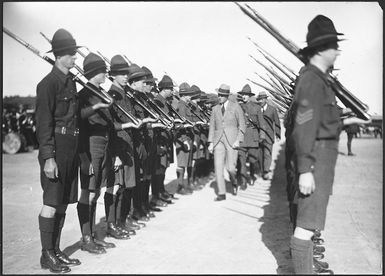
[38,31,140,125]
[236,2,371,121]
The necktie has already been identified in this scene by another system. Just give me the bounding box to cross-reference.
[221,104,225,115]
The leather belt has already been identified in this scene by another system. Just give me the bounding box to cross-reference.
[55,126,79,136]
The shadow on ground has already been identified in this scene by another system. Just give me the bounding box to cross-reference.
[259,143,294,274]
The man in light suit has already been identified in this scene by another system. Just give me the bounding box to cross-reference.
[208,84,246,201]
[257,91,281,180]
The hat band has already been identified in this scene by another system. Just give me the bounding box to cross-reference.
[111,63,130,72]
[52,38,77,52]
[159,82,174,88]
[84,60,106,75]
[218,88,230,95]
[307,33,341,46]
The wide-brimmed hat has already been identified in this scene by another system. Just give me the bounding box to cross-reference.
[128,63,147,82]
[110,55,130,76]
[158,75,175,90]
[47,28,81,56]
[215,84,230,96]
[257,91,268,100]
[142,66,158,83]
[299,15,344,55]
[83,52,107,80]
[200,91,208,102]
[179,82,195,97]
[238,84,254,96]
[190,85,201,100]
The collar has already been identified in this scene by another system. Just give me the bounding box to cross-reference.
[52,65,71,85]
[110,83,125,95]
[305,63,330,85]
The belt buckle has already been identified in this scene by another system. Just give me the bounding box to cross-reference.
[61,127,66,135]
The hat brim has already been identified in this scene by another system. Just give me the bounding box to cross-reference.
[238,91,254,96]
[299,37,345,55]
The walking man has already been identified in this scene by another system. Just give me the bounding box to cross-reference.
[208,84,246,200]
[257,91,281,180]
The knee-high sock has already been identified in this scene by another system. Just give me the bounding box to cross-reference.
[159,174,166,194]
[142,180,150,209]
[77,202,91,236]
[104,192,116,223]
[90,202,97,235]
[151,174,159,198]
[290,236,314,274]
[187,166,193,184]
[177,167,185,186]
[115,187,124,223]
[121,188,132,222]
[39,215,55,251]
[132,183,142,212]
[53,213,66,251]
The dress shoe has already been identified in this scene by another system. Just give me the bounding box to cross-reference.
[93,237,116,248]
[313,258,329,269]
[144,210,156,218]
[348,152,355,156]
[314,245,325,254]
[117,221,137,235]
[151,198,168,207]
[132,212,150,222]
[176,185,192,195]
[165,191,179,200]
[117,224,136,236]
[313,251,324,260]
[159,194,173,204]
[314,229,322,238]
[126,217,145,229]
[55,249,81,266]
[232,185,238,196]
[41,249,71,273]
[160,191,172,199]
[214,194,226,201]
[80,235,106,254]
[313,265,334,275]
[312,237,324,245]
[106,222,130,240]
[149,205,162,212]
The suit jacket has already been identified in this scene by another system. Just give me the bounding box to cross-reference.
[239,101,263,148]
[208,98,246,147]
[259,103,281,145]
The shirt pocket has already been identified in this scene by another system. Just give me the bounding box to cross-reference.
[322,100,340,126]
[56,93,73,117]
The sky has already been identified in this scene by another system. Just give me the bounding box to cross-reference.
[3,1,383,115]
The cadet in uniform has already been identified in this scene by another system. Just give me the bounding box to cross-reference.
[36,29,82,273]
[152,75,177,205]
[77,53,124,257]
[175,82,196,195]
[107,55,144,232]
[237,84,263,189]
[289,15,344,274]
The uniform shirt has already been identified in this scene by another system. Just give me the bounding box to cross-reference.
[239,100,263,147]
[292,64,341,173]
[108,83,134,158]
[36,66,86,160]
[175,99,194,146]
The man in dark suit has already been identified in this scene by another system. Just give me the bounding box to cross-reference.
[237,84,264,188]
[257,91,281,180]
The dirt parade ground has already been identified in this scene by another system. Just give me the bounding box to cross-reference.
[2,133,382,274]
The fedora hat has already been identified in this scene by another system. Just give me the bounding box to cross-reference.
[299,15,344,55]
[238,84,254,96]
[158,75,175,90]
[83,53,107,80]
[110,55,130,76]
[257,91,268,100]
[216,84,230,96]
[48,28,81,56]
[142,66,158,83]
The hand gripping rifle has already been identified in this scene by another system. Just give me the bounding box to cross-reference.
[236,2,371,120]
[38,31,140,125]
[95,51,172,128]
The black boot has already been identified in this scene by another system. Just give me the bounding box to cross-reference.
[40,249,71,273]
[80,235,106,254]
[106,222,130,239]
[53,213,81,266]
